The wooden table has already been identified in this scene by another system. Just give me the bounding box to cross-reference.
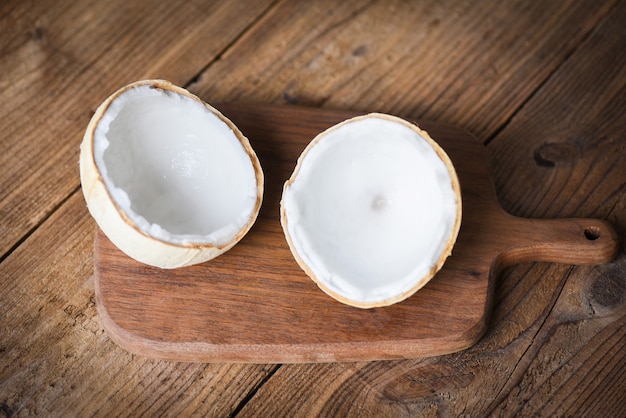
[1,0,624,416]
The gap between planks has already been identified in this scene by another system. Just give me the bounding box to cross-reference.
[186,0,284,89]
[0,184,81,264]
[229,365,282,418]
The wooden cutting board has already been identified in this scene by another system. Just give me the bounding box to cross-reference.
[93,103,618,363]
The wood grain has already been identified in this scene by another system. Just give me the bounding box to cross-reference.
[189,0,617,142]
[1,0,624,415]
[94,104,618,363]
[0,193,278,416]
[480,2,626,415]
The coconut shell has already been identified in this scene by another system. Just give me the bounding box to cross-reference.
[79,80,264,269]
[280,113,462,308]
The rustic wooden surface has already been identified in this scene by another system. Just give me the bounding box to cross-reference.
[1,0,624,415]
[95,103,618,363]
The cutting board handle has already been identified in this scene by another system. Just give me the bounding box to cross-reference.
[498,215,619,267]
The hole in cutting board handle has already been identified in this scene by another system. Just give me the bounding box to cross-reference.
[584,226,601,241]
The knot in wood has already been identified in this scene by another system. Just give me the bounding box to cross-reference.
[588,260,625,315]
[533,142,581,167]
[381,364,474,402]
[31,26,45,41]
[352,45,367,56]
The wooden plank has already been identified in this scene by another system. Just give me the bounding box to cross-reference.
[233,1,626,415]
[0,192,278,416]
[94,103,617,363]
[0,0,275,258]
[189,0,616,142]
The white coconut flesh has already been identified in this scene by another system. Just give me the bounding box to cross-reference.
[81,80,263,268]
[281,114,461,308]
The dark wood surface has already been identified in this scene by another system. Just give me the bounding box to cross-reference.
[95,103,618,363]
[1,0,624,415]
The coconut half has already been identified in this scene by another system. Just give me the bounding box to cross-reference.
[80,80,263,268]
[280,113,461,308]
